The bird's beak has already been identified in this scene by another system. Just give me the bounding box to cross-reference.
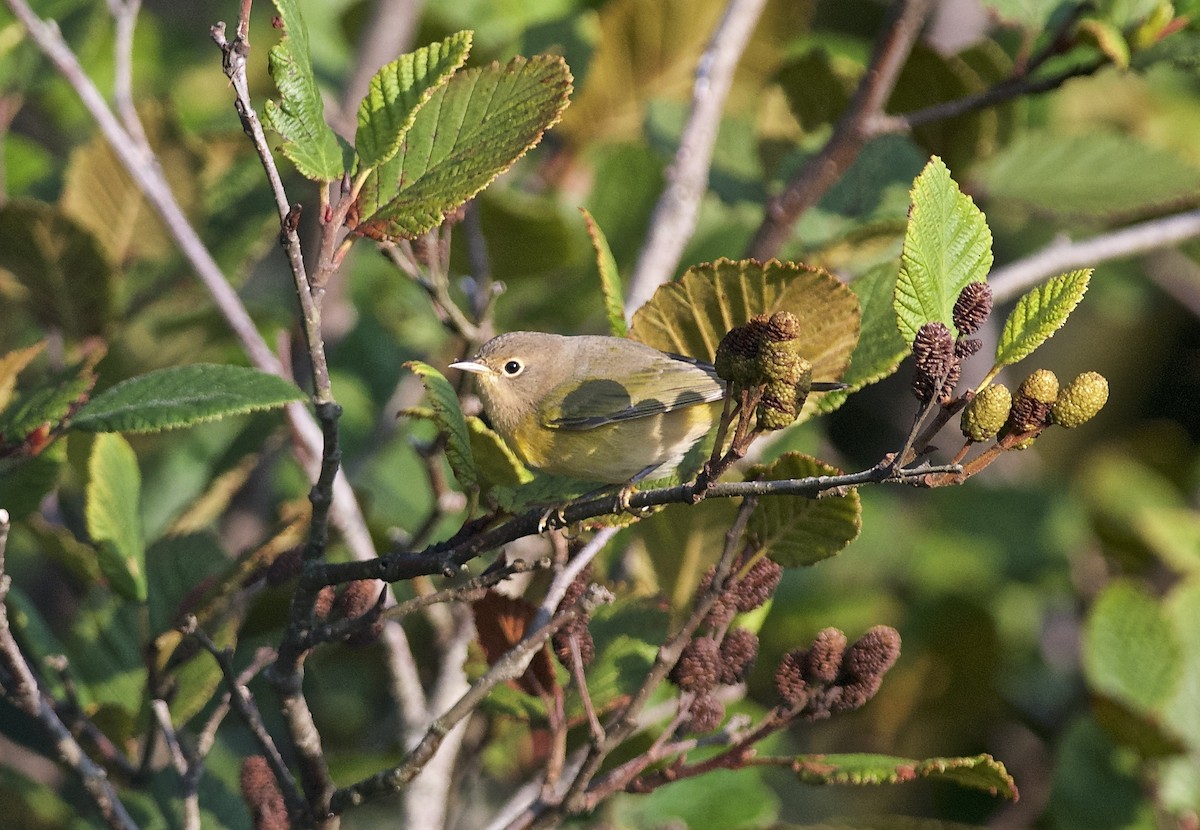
[449,360,491,375]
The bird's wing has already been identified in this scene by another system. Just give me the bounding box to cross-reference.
[543,355,724,430]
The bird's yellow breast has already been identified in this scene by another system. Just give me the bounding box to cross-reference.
[508,400,721,483]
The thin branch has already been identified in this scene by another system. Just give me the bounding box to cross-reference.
[988,208,1200,303]
[1144,248,1200,320]
[329,586,612,814]
[210,22,332,404]
[185,619,310,824]
[311,461,961,589]
[104,0,147,145]
[746,0,935,260]
[401,605,473,830]
[184,646,277,810]
[624,0,769,316]
[384,556,548,622]
[558,497,758,819]
[0,511,139,830]
[150,700,200,830]
[872,58,1104,136]
[535,527,618,627]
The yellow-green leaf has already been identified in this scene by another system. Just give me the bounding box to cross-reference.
[353,56,573,241]
[1083,580,1181,715]
[895,157,992,344]
[0,341,47,412]
[744,453,861,567]
[581,208,626,337]
[628,258,859,422]
[792,752,1018,799]
[355,31,473,169]
[994,269,1091,367]
[86,433,146,602]
[407,361,478,493]
[264,0,345,182]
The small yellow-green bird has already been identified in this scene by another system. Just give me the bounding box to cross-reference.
[451,332,725,484]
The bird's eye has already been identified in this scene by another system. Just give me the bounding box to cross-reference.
[502,359,523,376]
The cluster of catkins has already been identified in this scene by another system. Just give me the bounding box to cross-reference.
[666,555,782,733]
[911,281,992,404]
[714,311,815,431]
[551,564,597,669]
[773,625,901,717]
[910,282,1109,446]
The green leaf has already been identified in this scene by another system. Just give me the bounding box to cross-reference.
[407,361,478,492]
[264,0,345,181]
[792,752,1018,799]
[895,157,993,344]
[1049,717,1157,829]
[146,533,229,636]
[889,44,1016,174]
[558,0,722,145]
[0,199,116,338]
[86,433,146,601]
[352,55,573,241]
[355,30,473,169]
[581,208,627,337]
[820,260,909,411]
[66,588,147,715]
[1084,580,1182,715]
[585,597,670,711]
[162,613,239,727]
[977,132,1200,218]
[1163,579,1200,749]
[0,354,97,453]
[1135,506,1200,575]
[628,258,860,423]
[994,269,1091,367]
[0,444,65,520]
[744,453,861,567]
[6,586,70,699]
[70,365,304,434]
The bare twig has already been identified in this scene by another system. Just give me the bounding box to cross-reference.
[401,605,473,830]
[384,556,548,622]
[556,497,758,819]
[988,208,1200,304]
[0,511,139,830]
[624,0,769,316]
[104,0,147,145]
[747,0,935,260]
[185,618,310,824]
[150,700,200,830]
[329,585,612,814]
